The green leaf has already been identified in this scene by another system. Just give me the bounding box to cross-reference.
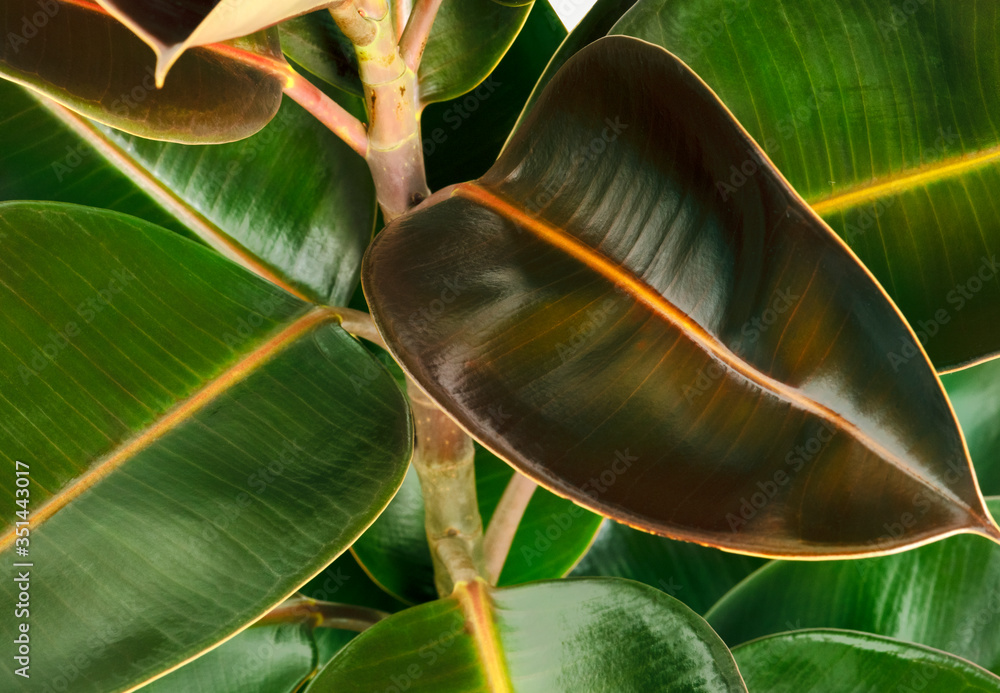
[143,624,316,693]
[706,498,1000,675]
[733,630,1000,693]
[363,36,999,557]
[423,0,566,191]
[0,79,192,239]
[279,11,363,97]
[10,84,374,305]
[353,445,602,603]
[0,203,411,692]
[418,0,535,106]
[571,520,765,614]
[305,578,748,692]
[942,359,1000,496]
[1,0,284,143]
[612,0,1000,372]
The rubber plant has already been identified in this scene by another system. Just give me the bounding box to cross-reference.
[4,0,1000,691]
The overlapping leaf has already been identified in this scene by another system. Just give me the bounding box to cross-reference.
[733,630,1000,692]
[0,79,375,305]
[305,578,748,692]
[363,35,999,557]
[613,0,1000,372]
[706,498,1000,674]
[1,0,284,142]
[0,203,411,692]
[943,360,1000,496]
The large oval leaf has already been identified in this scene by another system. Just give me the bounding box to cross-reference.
[705,498,1000,674]
[612,0,1000,372]
[353,445,601,603]
[305,577,747,692]
[571,519,765,614]
[363,35,999,556]
[733,630,1000,693]
[1,0,284,143]
[0,203,411,692]
[6,83,374,305]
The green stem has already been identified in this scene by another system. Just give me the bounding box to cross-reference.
[408,379,487,596]
[258,596,389,632]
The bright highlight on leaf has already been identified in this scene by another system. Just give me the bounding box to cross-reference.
[363,35,1000,558]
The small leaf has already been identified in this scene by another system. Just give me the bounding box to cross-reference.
[1,0,284,143]
[733,630,1000,693]
[423,0,565,190]
[417,0,535,106]
[305,578,748,692]
[363,35,1000,557]
[571,519,765,614]
[0,203,411,692]
[705,498,1000,675]
[352,446,602,603]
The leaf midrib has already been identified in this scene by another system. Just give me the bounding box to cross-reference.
[453,182,975,521]
[0,306,339,552]
[455,579,513,693]
[808,143,1000,215]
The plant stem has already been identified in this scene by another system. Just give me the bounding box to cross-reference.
[399,0,445,71]
[335,307,387,349]
[283,69,369,158]
[329,0,430,221]
[258,596,388,632]
[407,379,487,596]
[483,472,538,583]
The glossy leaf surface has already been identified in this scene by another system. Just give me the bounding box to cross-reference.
[306,578,747,692]
[353,445,602,603]
[943,360,1000,496]
[8,86,374,305]
[733,630,1000,693]
[143,624,316,693]
[0,80,190,238]
[571,519,765,614]
[706,498,1000,674]
[1,0,284,143]
[613,0,1000,371]
[417,0,534,106]
[364,35,999,557]
[0,203,411,692]
[423,0,566,191]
